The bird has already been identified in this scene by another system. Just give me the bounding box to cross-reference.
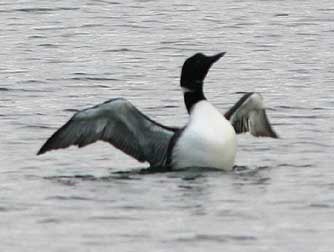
[37,52,278,171]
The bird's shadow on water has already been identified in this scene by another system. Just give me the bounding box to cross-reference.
[44,165,271,186]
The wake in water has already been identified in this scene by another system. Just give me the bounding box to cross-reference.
[43,165,268,185]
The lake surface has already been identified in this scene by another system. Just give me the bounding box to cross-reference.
[1,0,334,251]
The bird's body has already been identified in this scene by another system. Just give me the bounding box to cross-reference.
[171,100,236,170]
[37,52,278,171]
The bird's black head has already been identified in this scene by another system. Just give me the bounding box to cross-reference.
[180,52,225,92]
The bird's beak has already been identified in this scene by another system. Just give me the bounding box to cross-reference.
[208,52,226,65]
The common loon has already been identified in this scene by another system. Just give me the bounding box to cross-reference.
[37,52,278,171]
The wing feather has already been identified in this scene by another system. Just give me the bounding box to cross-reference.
[225,93,278,138]
[37,98,178,166]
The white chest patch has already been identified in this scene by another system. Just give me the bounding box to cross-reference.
[172,101,237,171]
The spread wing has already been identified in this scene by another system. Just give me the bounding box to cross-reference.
[225,92,278,138]
[37,98,178,167]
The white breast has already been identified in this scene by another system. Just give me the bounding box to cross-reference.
[172,100,237,171]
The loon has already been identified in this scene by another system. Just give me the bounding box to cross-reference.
[37,52,278,171]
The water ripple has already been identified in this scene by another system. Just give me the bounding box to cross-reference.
[174,234,257,243]
[1,0,333,251]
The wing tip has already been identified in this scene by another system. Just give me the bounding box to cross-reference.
[260,132,279,139]
[36,142,51,155]
[272,131,279,139]
[255,126,279,139]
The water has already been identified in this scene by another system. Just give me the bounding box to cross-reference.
[1,0,334,251]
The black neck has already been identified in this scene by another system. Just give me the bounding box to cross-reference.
[184,90,206,113]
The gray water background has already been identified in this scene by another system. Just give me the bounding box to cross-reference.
[1,0,334,251]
